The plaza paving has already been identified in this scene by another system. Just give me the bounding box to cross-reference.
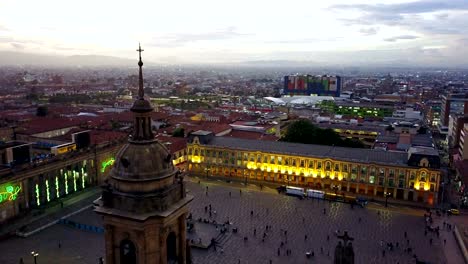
[0,178,461,264]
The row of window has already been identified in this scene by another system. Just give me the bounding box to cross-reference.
[187,147,438,182]
[192,164,437,191]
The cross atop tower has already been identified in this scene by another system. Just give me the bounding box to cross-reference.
[137,42,144,99]
[137,43,144,65]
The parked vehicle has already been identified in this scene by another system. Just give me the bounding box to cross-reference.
[447,209,460,215]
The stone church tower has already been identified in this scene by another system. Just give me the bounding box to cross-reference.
[94,44,193,264]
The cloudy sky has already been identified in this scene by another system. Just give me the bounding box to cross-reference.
[0,0,467,66]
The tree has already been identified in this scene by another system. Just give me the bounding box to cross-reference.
[36,106,48,117]
[281,119,365,148]
[172,127,185,137]
[281,120,316,144]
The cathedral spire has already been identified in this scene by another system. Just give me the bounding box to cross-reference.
[130,43,154,141]
[137,42,145,99]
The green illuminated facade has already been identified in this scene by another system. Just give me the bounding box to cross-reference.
[30,161,92,207]
[0,185,21,204]
[319,101,394,118]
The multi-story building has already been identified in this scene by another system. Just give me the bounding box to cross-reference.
[458,123,468,160]
[332,102,394,118]
[283,75,341,97]
[186,131,441,205]
[441,93,468,126]
[447,114,468,149]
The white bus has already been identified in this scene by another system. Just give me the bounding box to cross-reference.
[285,186,305,197]
[306,189,325,199]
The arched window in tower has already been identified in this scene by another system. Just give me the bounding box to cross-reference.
[167,232,177,263]
[120,239,137,264]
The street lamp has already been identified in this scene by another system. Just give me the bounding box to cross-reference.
[385,192,392,207]
[31,251,39,264]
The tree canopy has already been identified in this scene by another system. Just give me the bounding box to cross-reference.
[281,119,365,148]
[36,106,48,117]
[172,127,185,137]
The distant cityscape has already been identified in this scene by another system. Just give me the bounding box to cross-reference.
[0,60,467,263]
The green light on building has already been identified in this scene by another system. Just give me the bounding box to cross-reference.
[0,185,21,204]
[81,167,86,189]
[45,180,50,202]
[55,176,60,198]
[73,171,77,192]
[65,172,69,195]
[101,158,115,173]
[35,184,40,206]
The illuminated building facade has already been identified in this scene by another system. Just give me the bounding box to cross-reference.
[0,144,121,223]
[186,133,441,205]
[283,75,341,97]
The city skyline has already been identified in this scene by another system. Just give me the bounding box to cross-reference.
[1,0,468,66]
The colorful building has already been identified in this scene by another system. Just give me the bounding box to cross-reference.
[283,75,341,97]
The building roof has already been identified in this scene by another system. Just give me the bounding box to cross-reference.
[223,130,279,141]
[203,137,410,167]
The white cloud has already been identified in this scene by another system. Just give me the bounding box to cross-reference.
[0,0,466,66]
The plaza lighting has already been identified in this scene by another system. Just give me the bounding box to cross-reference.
[385,192,392,207]
[31,251,39,264]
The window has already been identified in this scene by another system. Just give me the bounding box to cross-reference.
[361,166,367,175]
[278,157,283,164]
[389,169,395,177]
[309,160,314,168]
[410,172,415,180]
[263,156,268,163]
[334,164,340,172]
[369,176,375,184]
[388,178,394,187]
[342,164,348,172]
[379,168,385,176]
[325,162,331,171]
[399,179,405,188]
[430,174,436,182]
[370,167,375,176]
[292,159,296,166]
[271,156,275,164]
[420,172,427,182]
[120,240,137,264]
[342,172,348,181]
[378,177,385,186]
[317,162,322,169]
[300,160,305,167]
[399,170,405,178]
[188,148,192,155]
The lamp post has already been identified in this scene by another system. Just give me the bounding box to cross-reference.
[31,251,39,264]
[385,192,392,207]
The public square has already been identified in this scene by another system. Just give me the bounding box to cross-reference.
[0,178,460,264]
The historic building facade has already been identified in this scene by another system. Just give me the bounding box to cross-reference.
[186,132,441,205]
[0,143,121,224]
[94,45,193,264]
